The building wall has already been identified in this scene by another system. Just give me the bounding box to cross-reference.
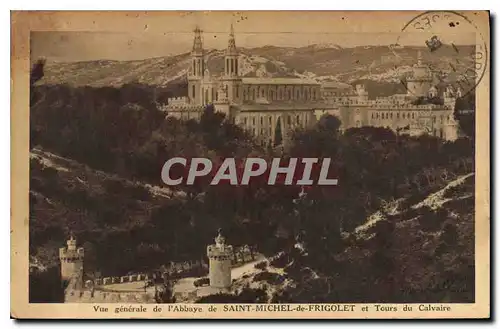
[208,257,232,288]
[207,244,233,289]
[242,84,321,102]
[235,110,316,147]
[59,247,84,282]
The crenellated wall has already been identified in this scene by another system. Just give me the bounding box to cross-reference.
[65,285,157,303]
[63,245,256,303]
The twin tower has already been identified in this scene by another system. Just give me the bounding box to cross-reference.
[59,231,234,290]
[188,24,242,108]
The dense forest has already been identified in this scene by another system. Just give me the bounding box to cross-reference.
[29,61,475,303]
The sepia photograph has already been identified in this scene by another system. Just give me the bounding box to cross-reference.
[11,10,490,319]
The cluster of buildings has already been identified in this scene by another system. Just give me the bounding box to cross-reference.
[160,25,462,146]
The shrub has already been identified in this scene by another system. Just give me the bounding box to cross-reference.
[253,271,285,285]
[269,252,288,268]
[254,260,268,270]
[193,277,210,287]
[418,207,448,232]
[196,287,268,303]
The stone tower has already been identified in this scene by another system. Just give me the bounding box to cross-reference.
[59,235,84,284]
[207,229,233,288]
[222,24,242,105]
[406,50,433,97]
[188,26,205,106]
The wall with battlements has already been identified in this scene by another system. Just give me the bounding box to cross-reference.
[63,245,256,303]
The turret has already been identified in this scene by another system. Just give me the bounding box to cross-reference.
[406,50,433,97]
[223,24,242,104]
[207,229,233,288]
[355,84,368,102]
[443,85,458,109]
[59,235,84,285]
[428,85,438,98]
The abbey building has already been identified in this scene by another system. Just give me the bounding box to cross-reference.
[160,25,460,146]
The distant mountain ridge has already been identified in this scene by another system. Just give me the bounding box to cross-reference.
[37,44,475,89]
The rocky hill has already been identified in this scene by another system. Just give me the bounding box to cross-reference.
[198,172,475,303]
[37,44,475,89]
[29,147,180,272]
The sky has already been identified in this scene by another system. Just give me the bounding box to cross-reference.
[29,11,481,62]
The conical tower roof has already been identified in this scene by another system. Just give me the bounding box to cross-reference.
[226,23,237,55]
[192,26,204,55]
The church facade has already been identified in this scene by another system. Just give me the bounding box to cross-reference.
[160,25,460,146]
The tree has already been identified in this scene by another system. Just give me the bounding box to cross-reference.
[453,92,475,139]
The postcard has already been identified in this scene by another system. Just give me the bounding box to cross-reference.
[11,10,490,319]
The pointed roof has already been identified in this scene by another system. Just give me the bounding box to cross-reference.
[192,26,204,54]
[226,23,237,55]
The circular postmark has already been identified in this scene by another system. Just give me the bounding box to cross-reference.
[395,11,487,97]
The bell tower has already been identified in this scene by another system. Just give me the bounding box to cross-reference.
[188,26,205,106]
[222,24,242,105]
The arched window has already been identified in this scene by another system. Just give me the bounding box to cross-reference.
[296,115,300,123]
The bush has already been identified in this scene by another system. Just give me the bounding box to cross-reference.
[196,287,268,303]
[193,277,210,287]
[254,260,268,270]
[269,252,288,268]
[253,271,285,285]
[418,207,448,232]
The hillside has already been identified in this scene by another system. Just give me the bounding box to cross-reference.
[30,142,475,304]
[197,173,475,303]
[30,147,181,273]
[29,78,475,303]
[37,44,475,91]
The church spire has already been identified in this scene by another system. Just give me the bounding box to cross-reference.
[227,23,237,55]
[192,25,204,54]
